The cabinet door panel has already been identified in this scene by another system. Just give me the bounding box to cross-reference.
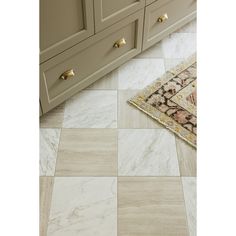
[40,0,94,63]
[94,0,145,32]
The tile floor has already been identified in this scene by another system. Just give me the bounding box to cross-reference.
[40,19,196,236]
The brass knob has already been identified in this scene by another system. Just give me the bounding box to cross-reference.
[113,38,127,48]
[59,69,75,80]
[157,13,168,23]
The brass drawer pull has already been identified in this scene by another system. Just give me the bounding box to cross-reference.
[59,69,75,80]
[113,38,127,48]
[157,13,168,23]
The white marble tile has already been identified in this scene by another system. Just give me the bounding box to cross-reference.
[118,58,165,90]
[135,42,163,58]
[63,90,117,128]
[164,58,185,72]
[47,177,117,236]
[182,177,197,236]
[118,129,180,176]
[40,129,61,176]
[161,33,196,59]
[176,20,197,33]
[87,69,118,90]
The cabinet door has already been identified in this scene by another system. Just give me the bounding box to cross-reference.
[94,0,145,32]
[40,0,94,63]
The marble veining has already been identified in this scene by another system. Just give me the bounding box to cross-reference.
[161,33,196,59]
[118,129,180,176]
[40,129,61,176]
[118,58,165,90]
[182,177,197,236]
[47,177,117,236]
[63,90,117,128]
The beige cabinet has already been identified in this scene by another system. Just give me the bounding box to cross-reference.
[40,0,196,114]
[40,10,144,113]
[143,0,196,50]
[94,0,145,32]
[40,0,94,63]
[146,0,157,5]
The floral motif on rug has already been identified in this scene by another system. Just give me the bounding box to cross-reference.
[128,54,197,147]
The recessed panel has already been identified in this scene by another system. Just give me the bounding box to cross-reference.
[40,0,84,50]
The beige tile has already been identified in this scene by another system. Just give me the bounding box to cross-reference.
[40,104,65,128]
[40,177,54,236]
[47,177,117,236]
[176,137,197,176]
[182,177,197,236]
[87,69,118,90]
[118,177,189,236]
[118,90,163,128]
[118,129,180,176]
[40,129,61,176]
[56,129,117,176]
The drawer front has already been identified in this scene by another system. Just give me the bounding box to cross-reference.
[94,0,145,32]
[143,0,196,50]
[40,0,94,63]
[40,10,144,113]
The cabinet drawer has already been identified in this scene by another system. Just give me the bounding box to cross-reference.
[40,0,94,63]
[40,10,144,113]
[94,0,145,32]
[143,0,196,50]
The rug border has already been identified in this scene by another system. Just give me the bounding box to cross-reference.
[128,54,197,148]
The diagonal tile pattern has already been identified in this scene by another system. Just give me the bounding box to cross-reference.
[40,20,197,236]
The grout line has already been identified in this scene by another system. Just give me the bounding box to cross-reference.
[116,88,119,236]
[51,127,166,130]
[40,176,55,236]
[53,128,63,177]
[174,135,182,177]
[180,177,191,236]
[51,175,183,178]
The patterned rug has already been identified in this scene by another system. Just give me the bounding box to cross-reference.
[128,54,197,147]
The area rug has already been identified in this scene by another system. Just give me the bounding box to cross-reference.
[128,54,197,147]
